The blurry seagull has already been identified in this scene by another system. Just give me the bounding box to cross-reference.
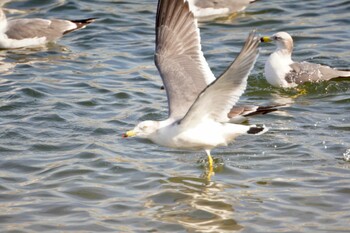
[0,1,26,14]
[188,0,259,20]
[261,32,350,88]
[0,0,11,7]
[123,0,269,172]
[0,8,95,49]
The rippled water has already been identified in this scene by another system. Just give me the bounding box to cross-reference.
[1,0,350,232]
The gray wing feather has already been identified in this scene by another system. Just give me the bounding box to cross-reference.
[287,62,323,84]
[180,31,260,126]
[287,62,350,84]
[6,18,76,41]
[319,65,350,80]
[155,0,216,120]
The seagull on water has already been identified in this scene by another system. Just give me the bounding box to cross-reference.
[123,0,268,172]
[187,0,259,20]
[0,8,95,49]
[261,31,350,88]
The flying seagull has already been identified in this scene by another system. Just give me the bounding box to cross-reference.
[187,0,259,20]
[0,8,95,49]
[123,0,268,172]
[261,31,350,88]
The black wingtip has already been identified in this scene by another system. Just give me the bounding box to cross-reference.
[70,18,97,25]
[331,76,350,81]
[244,104,285,117]
[64,18,96,34]
[247,125,267,135]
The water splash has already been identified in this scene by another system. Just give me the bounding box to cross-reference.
[343,149,350,162]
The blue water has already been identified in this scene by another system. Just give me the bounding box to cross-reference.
[0,0,350,232]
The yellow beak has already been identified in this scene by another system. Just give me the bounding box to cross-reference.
[122,130,136,138]
[260,36,272,43]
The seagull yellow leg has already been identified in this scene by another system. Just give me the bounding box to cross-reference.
[291,87,307,98]
[227,12,238,20]
[205,150,214,180]
[208,154,214,172]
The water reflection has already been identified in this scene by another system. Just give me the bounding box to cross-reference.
[148,175,243,232]
[0,58,15,74]
[0,44,72,76]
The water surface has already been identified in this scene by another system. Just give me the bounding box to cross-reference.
[0,0,350,232]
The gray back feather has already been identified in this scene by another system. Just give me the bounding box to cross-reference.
[288,62,350,84]
[6,18,74,41]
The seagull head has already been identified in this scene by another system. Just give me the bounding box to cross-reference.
[261,31,294,54]
[123,120,160,138]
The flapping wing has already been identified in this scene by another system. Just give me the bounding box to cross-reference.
[180,31,260,126]
[155,0,216,119]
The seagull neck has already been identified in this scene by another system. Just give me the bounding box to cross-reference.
[159,118,175,128]
[148,119,175,143]
[275,41,293,58]
[0,15,7,34]
[274,48,292,61]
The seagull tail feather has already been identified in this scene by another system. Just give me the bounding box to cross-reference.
[330,70,350,80]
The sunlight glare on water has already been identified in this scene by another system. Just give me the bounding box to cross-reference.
[344,149,350,162]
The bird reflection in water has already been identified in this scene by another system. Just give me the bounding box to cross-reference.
[146,175,244,232]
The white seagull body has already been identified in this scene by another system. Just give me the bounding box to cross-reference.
[261,32,350,88]
[187,0,259,20]
[124,0,268,167]
[0,8,95,49]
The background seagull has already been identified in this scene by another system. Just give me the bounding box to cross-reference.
[261,31,350,88]
[187,0,260,20]
[0,8,95,49]
[123,0,268,173]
